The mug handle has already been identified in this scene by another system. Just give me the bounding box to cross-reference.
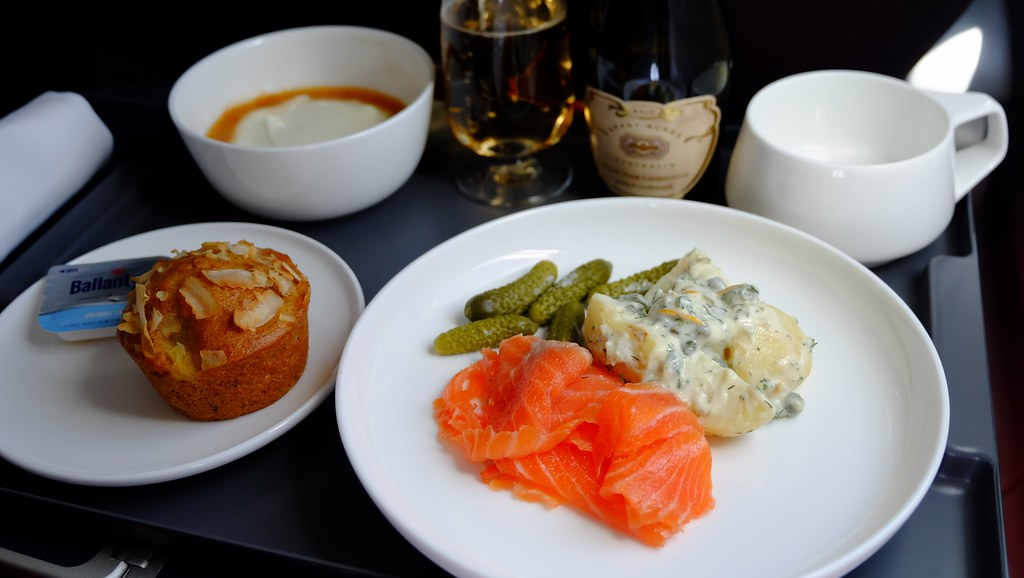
[927,90,1009,201]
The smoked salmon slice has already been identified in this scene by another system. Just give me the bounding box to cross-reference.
[434,334,715,547]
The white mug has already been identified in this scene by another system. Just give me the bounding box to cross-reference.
[724,69,1008,266]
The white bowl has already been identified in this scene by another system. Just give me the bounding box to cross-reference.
[168,25,436,221]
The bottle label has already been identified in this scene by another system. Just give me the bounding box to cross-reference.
[585,87,721,198]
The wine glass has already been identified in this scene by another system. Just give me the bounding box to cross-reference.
[440,0,576,208]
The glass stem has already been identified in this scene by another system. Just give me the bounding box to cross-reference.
[488,157,541,186]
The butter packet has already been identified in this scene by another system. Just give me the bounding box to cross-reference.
[38,256,165,341]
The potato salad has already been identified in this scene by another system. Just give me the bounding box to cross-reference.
[583,248,815,437]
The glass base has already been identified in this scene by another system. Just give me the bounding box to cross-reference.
[454,148,573,208]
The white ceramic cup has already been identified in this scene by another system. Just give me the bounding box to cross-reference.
[724,69,1008,266]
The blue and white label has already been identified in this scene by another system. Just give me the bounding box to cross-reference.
[37,256,165,339]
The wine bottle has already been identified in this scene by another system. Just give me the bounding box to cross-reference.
[585,0,731,198]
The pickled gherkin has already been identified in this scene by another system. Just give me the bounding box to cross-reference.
[547,300,586,345]
[528,259,612,326]
[589,258,678,300]
[433,315,539,355]
[464,260,558,321]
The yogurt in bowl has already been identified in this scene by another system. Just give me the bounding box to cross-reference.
[208,86,406,148]
[168,25,436,221]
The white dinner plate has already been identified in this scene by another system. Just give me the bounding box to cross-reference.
[336,198,949,578]
[0,222,364,486]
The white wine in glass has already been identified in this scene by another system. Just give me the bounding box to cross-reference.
[441,0,576,207]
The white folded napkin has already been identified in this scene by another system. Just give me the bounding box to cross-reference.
[0,91,114,263]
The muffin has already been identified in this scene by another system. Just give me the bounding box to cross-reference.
[116,240,311,420]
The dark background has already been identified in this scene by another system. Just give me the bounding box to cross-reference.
[2,1,1021,576]
[0,1,985,126]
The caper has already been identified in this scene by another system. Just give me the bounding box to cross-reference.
[777,391,805,418]
[720,283,760,306]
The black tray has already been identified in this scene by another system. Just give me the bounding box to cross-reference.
[0,95,1008,577]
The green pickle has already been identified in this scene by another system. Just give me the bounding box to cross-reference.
[547,300,586,345]
[464,260,558,321]
[433,315,539,355]
[528,259,612,326]
[589,259,678,300]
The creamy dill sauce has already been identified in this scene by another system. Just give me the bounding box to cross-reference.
[584,249,815,436]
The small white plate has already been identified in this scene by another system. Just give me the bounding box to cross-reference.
[336,198,949,578]
[0,222,364,486]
